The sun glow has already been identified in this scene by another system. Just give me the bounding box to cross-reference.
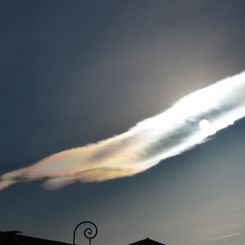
[199,119,216,136]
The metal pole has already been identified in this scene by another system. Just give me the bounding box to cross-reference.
[73,221,98,245]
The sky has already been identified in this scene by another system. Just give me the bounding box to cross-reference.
[1,1,245,245]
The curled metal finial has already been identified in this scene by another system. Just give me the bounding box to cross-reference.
[73,221,98,245]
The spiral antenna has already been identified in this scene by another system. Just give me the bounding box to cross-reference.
[73,221,98,245]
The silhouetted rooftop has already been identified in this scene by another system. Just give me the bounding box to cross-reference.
[1,231,166,245]
[129,238,166,245]
[0,231,71,245]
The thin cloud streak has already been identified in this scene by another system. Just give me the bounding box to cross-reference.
[1,71,245,190]
[191,232,241,244]
[207,232,241,241]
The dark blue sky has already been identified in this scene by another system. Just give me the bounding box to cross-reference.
[1,1,245,245]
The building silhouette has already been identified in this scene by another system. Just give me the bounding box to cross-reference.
[129,238,166,245]
[0,231,71,245]
[0,231,166,245]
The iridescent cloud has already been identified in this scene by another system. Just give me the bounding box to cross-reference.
[1,71,245,190]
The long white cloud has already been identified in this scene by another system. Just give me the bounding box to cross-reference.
[1,71,245,190]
